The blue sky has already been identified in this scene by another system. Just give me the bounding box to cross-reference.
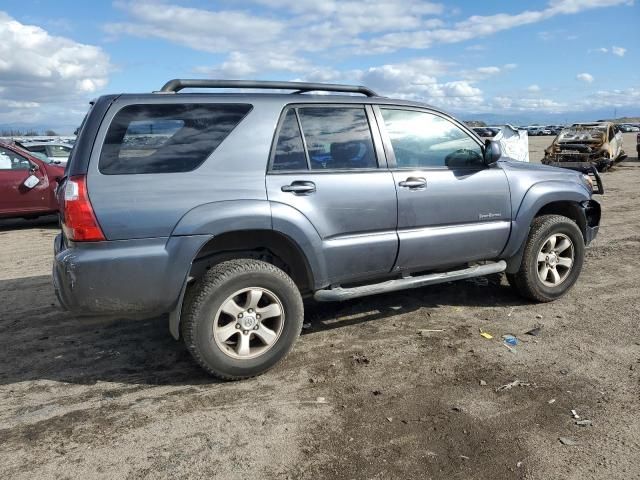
[0,0,638,132]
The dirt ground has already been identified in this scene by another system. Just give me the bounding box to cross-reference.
[1,134,639,480]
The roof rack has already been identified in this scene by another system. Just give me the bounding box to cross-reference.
[157,79,379,97]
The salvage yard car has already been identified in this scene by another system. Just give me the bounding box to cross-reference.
[20,141,72,165]
[0,141,65,219]
[528,126,552,136]
[52,79,602,380]
[542,122,624,172]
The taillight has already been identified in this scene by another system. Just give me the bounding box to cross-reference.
[62,175,105,242]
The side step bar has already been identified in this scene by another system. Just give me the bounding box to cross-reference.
[313,261,507,302]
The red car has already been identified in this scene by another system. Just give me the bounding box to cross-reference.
[0,141,65,219]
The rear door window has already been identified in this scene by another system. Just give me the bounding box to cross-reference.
[270,106,378,171]
[99,103,252,174]
[298,107,377,170]
[272,110,307,171]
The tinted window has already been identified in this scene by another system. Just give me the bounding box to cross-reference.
[99,103,252,174]
[272,110,307,171]
[381,109,483,169]
[297,107,377,170]
[0,147,31,170]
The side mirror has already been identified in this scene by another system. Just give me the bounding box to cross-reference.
[483,139,502,164]
[29,162,39,172]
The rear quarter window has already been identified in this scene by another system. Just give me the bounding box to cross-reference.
[99,103,252,174]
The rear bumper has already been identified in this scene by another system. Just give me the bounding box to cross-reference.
[53,233,211,316]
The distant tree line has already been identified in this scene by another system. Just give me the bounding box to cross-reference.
[0,128,59,136]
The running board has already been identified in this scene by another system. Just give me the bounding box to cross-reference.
[313,261,507,302]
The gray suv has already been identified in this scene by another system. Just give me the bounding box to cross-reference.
[53,79,601,379]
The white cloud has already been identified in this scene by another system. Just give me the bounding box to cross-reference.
[576,72,594,83]
[195,52,315,77]
[107,0,634,57]
[367,0,630,51]
[459,64,517,81]
[355,61,484,108]
[612,46,626,56]
[0,11,112,131]
[591,45,626,56]
[476,66,501,75]
[492,96,567,113]
[106,2,284,53]
[570,87,640,110]
[549,0,634,14]
[527,84,541,92]
[254,0,444,33]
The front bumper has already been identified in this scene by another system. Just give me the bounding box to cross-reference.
[581,200,601,246]
[53,233,211,316]
[585,225,599,245]
[542,158,612,173]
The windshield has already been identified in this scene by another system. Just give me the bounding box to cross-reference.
[558,127,606,142]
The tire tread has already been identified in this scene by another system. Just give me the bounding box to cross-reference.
[508,214,584,303]
[182,259,301,380]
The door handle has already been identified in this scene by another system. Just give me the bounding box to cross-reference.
[398,177,427,189]
[281,181,316,194]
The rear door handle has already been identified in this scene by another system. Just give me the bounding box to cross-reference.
[281,181,316,194]
[398,177,427,189]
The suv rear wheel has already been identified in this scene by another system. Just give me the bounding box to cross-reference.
[182,259,303,380]
[507,215,585,302]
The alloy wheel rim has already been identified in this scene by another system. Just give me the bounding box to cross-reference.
[213,287,285,360]
[536,233,574,287]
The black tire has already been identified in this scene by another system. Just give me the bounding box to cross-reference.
[182,259,304,380]
[507,215,585,302]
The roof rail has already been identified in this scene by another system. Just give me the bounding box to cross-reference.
[157,79,379,97]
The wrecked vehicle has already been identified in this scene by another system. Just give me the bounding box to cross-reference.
[493,125,529,163]
[543,122,624,172]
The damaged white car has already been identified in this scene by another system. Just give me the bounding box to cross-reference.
[542,122,625,172]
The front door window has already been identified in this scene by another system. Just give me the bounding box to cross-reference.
[380,109,483,169]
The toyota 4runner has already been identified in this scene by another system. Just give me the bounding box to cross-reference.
[53,79,602,380]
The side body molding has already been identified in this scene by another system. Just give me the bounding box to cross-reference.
[501,180,591,259]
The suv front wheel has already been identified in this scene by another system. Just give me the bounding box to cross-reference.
[182,259,304,380]
[507,215,585,302]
